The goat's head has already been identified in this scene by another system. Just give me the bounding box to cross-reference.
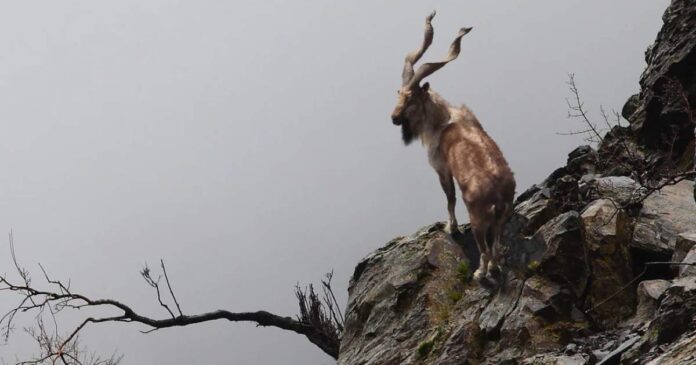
[391,10,472,145]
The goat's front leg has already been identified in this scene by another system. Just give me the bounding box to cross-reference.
[487,221,504,279]
[438,172,458,234]
[471,225,490,281]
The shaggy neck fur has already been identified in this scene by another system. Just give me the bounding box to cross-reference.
[418,90,453,147]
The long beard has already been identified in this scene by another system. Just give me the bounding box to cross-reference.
[401,123,414,145]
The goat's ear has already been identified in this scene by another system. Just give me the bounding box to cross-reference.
[421,82,430,93]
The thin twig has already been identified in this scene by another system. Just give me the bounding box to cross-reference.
[160,260,183,317]
[585,261,696,314]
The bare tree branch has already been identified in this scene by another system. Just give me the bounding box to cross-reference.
[1,240,342,361]
[561,73,604,145]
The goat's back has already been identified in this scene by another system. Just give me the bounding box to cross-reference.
[440,121,515,211]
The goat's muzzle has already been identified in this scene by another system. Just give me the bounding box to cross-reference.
[392,115,405,126]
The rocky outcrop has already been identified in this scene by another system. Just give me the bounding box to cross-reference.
[339,224,478,365]
[627,0,696,157]
[338,1,696,363]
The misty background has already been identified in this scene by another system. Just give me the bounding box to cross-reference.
[0,1,669,364]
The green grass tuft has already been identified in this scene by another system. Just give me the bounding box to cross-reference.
[416,340,434,360]
[527,260,541,272]
[456,261,470,283]
[448,290,462,303]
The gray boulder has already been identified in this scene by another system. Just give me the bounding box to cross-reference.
[580,199,634,327]
[632,280,671,324]
[532,212,590,299]
[632,180,696,256]
[679,246,696,278]
[673,231,696,263]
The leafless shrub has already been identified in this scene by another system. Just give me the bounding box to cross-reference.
[294,271,345,349]
[560,74,695,216]
[559,73,605,145]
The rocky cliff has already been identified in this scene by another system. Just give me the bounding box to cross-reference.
[338,1,696,364]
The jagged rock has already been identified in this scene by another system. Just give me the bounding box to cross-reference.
[596,335,641,365]
[673,231,696,263]
[515,188,556,235]
[643,276,696,348]
[632,180,696,256]
[596,126,647,177]
[434,321,484,365]
[632,279,671,324]
[552,175,582,212]
[628,281,696,364]
[498,275,586,356]
[590,176,642,205]
[520,353,589,365]
[629,0,696,152]
[338,224,485,365]
[620,277,696,364]
[339,222,593,365]
[679,246,696,277]
[622,93,640,120]
[581,199,634,327]
[567,146,598,176]
[564,343,578,355]
[645,330,696,364]
[532,212,590,299]
[578,174,601,196]
[479,275,525,335]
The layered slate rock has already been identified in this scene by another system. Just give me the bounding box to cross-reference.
[339,222,592,365]
[339,224,482,365]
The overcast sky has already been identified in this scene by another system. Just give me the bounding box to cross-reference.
[0,1,669,364]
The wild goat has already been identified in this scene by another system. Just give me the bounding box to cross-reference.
[390,11,515,283]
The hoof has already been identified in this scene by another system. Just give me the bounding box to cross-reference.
[446,223,460,235]
[488,263,503,279]
[475,274,499,289]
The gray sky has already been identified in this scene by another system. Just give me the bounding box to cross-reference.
[0,1,668,364]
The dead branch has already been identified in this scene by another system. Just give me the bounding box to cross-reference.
[585,261,696,315]
[294,271,345,352]
[561,73,604,144]
[1,239,342,361]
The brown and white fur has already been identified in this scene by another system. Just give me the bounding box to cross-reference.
[391,11,515,283]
